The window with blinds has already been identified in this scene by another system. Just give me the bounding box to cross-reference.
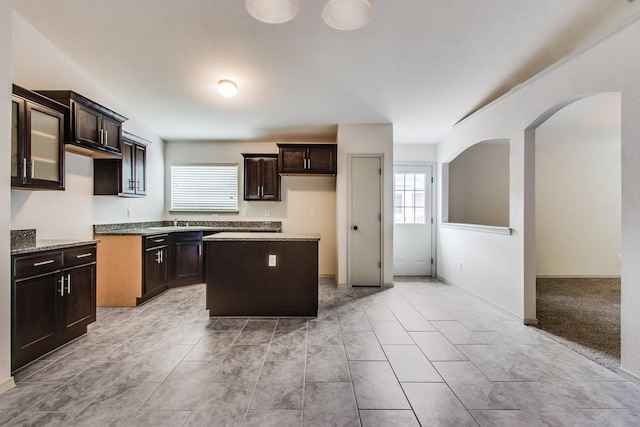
[170,164,239,212]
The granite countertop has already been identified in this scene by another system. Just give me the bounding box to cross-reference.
[204,232,320,242]
[93,221,282,236]
[11,238,100,256]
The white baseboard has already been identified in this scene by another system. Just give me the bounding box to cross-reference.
[0,377,15,395]
[617,367,640,385]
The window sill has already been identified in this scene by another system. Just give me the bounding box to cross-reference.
[440,222,512,235]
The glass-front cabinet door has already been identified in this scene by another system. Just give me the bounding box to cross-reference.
[29,104,63,184]
[12,85,67,190]
[11,96,23,184]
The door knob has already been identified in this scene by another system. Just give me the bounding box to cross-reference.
[352,225,358,230]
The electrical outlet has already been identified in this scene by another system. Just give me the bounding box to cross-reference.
[127,208,132,218]
[264,210,270,217]
[617,253,622,262]
[268,254,277,267]
[459,261,463,271]
[310,209,316,217]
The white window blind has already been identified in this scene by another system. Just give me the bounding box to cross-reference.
[170,164,238,212]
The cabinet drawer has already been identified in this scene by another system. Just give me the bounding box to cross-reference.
[63,245,97,267]
[145,234,169,249]
[13,251,63,279]
[173,231,203,243]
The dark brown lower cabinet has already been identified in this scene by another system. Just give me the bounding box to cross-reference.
[12,245,97,373]
[140,234,169,304]
[172,231,203,286]
[206,239,318,316]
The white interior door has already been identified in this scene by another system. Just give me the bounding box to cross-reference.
[393,165,433,276]
[349,155,382,286]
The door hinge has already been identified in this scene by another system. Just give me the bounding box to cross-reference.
[431,176,434,183]
[378,261,381,268]
[431,217,433,224]
[379,168,382,175]
[379,213,382,221]
[431,258,434,265]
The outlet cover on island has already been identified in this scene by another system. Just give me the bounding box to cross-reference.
[264,210,270,217]
[268,254,277,267]
[127,208,132,218]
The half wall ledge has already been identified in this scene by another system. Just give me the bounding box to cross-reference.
[441,222,512,235]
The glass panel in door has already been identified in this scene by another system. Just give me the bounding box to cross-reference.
[30,108,60,182]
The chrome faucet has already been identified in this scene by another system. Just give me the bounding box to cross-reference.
[174,217,178,227]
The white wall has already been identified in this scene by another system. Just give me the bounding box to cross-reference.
[10,12,165,240]
[165,140,337,276]
[1,0,15,392]
[448,141,510,226]
[436,16,640,379]
[394,143,437,163]
[536,94,621,277]
[337,124,394,286]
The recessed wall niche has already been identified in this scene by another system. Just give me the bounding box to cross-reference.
[444,138,510,227]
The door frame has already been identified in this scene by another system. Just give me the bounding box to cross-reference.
[347,153,385,287]
[393,161,437,278]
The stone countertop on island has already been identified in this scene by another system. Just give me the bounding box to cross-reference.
[204,232,320,242]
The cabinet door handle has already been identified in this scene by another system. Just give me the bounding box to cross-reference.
[66,273,71,294]
[23,158,27,179]
[307,158,311,170]
[76,253,93,259]
[160,250,163,263]
[59,276,65,297]
[104,130,108,145]
[34,259,55,267]
[30,160,34,178]
[198,245,202,256]
[153,239,165,243]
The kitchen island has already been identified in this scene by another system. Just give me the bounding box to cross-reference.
[204,232,320,317]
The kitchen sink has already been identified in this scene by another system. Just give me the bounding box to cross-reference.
[148,226,207,231]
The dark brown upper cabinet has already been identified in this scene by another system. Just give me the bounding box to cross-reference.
[11,84,67,190]
[277,144,337,176]
[36,90,127,159]
[94,131,149,197]
[243,153,281,201]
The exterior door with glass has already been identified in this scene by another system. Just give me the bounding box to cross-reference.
[393,165,433,276]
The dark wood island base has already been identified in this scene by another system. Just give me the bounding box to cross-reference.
[204,233,320,317]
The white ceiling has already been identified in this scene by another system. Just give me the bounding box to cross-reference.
[12,0,640,144]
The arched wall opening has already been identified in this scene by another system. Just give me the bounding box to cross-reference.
[443,138,510,227]
[523,92,621,328]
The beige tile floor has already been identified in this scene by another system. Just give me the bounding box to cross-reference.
[1,277,639,426]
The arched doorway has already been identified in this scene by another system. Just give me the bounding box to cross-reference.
[524,92,621,368]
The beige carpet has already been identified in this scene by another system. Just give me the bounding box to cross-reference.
[533,277,620,371]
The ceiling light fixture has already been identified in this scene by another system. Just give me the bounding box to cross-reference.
[245,0,372,30]
[217,80,238,98]
[322,0,372,31]
[245,0,299,24]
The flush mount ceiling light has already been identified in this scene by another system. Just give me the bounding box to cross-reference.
[322,0,372,30]
[246,0,372,30]
[217,80,238,98]
[246,0,299,24]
